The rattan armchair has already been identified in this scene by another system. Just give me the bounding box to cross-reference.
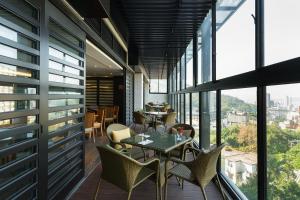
[168,124,196,160]
[132,111,150,132]
[106,123,149,160]
[158,112,177,130]
[95,145,160,200]
[164,144,226,200]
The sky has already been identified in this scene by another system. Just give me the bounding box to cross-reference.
[208,0,300,103]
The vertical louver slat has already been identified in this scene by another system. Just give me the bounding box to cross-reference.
[47,5,86,199]
[0,1,39,199]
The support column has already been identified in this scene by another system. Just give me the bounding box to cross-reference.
[134,72,144,111]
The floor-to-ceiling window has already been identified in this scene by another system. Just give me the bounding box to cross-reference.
[220,88,257,199]
[216,0,255,79]
[185,93,190,124]
[186,40,193,88]
[192,92,200,143]
[167,1,300,198]
[265,0,300,66]
[266,84,300,199]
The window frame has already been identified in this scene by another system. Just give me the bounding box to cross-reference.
[166,0,300,199]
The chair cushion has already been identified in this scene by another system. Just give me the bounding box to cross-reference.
[94,122,101,128]
[112,128,132,149]
[85,128,93,134]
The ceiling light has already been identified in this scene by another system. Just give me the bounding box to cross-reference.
[63,0,84,21]
[86,40,123,70]
[103,18,127,52]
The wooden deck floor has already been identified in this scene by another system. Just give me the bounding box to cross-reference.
[70,164,223,200]
[71,133,224,200]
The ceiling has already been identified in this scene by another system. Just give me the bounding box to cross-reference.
[86,40,124,77]
[116,0,212,79]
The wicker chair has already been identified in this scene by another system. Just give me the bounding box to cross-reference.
[113,105,120,123]
[132,111,149,132]
[85,112,96,143]
[94,145,161,200]
[164,144,226,200]
[104,106,114,128]
[106,123,149,160]
[168,124,196,160]
[157,112,177,131]
[95,108,104,136]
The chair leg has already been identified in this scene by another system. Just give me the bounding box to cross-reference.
[175,177,181,186]
[127,189,132,200]
[99,124,103,136]
[93,177,101,200]
[92,129,96,143]
[181,180,184,190]
[94,127,98,136]
[216,174,226,200]
[164,164,168,200]
[200,186,208,200]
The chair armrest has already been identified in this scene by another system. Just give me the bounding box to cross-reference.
[166,157,194,168]
[111,141,127,150]
[142,158,160,166]
[183,146,203,155]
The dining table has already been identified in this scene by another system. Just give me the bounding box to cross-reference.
[121,131,192,159]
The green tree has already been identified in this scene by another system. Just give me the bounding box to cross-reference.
[239,175,257,200]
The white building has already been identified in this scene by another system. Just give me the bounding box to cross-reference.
[223,150,257,185]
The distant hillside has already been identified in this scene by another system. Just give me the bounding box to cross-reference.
[190,93,256,117]
[221,94,256,117]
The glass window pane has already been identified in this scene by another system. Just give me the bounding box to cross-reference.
[185,93,190,124]
[0,115,36,130]
[265,1,300,65]
[48,119,79,133]
[186,40,193,88]
[49,60,63,71]
[221,88,257,199]
[192,93,200,143]
[65,77,80,85]
[65,54,80,66]
[0,7,37,34]
[180,53,186,89]
[159,79,167,93]
[0,63,36,78]
[0,100,36,113]
[216,0,255,79]
[0,130,36,152]
[198,11,212,83]
[48,87,82,95]
[150,79,159,93]
[0,83,36,94]
[267,84,300,199]
[49,47,64,59]
[65,66,80,75]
